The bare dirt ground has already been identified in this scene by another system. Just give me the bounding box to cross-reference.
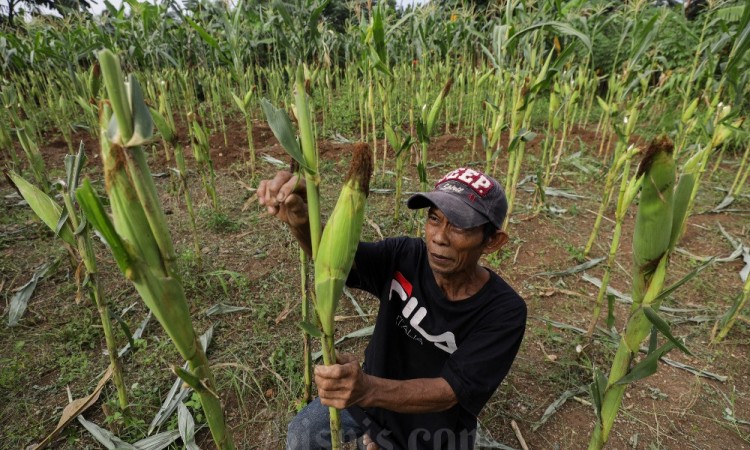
[1,116,749,450]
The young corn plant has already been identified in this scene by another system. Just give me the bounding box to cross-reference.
[584,102,641,257]
[16,123,50,193]
[589,137,702,450]
[232,87,257,176]
[150,108,202,266]
[261,64,322,411]
[384,121,414,221]
[190,114,219,210]
[585,145,641,337]
[415,78,453,193]
[6,143,129,411]
[261,66,373,448]
[76,49,234,450]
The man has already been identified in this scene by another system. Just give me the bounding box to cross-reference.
[258,167,526,450]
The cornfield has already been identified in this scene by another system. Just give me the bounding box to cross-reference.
[1,0,749,448]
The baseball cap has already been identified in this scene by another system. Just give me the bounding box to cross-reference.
[407,167,508,229]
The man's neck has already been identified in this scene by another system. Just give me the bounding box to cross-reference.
[434,266,489,301]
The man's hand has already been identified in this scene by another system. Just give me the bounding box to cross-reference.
[314,352,372,410]
[257,171,308,228]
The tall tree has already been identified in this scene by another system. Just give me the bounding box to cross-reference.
[1,0,91,28]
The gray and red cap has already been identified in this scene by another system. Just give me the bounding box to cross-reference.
[407,167,508,229]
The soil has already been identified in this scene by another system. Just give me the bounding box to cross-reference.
[1,116,749,450]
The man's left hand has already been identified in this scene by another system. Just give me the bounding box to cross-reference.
[314,353,371,409]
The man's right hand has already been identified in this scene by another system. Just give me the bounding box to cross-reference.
[257,171,308,228]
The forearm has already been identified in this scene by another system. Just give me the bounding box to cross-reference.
[289,219,313,259]
[360,375,457,414]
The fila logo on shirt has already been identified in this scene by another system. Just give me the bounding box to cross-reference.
[437,168,494,197]
[389,271,458,354]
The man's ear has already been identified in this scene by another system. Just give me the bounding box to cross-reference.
[483,230,508,255]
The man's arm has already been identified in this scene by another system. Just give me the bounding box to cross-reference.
[257,171,313,257]
[314,353,458,413]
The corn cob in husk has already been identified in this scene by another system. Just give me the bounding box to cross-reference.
[314,143,372,449]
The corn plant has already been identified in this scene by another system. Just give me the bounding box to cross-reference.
[309,144,372,448]
[76,50,234,450]
[585,145,641,337]
[384,120,414,221]
[415,78,453,193]
[584,102,641,257]
[16,123,50,193]
[261,65,372,448]
[7,143,129,411]
[261,65,323,412]
[712,270,750,343]
[589,137,702,450]
[190,114,219,210]
[232,87,257,176]
[150,108,202,267]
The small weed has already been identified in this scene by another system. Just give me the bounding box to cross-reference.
[200,208,242,233]
[0,340,27,389]
[564,244,586,263]
[57,352,91,385]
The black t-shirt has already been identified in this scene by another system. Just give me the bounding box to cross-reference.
[345,237,526,450]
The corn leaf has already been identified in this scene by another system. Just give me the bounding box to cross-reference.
[148,325,214,434]
[299,321,322,338]
[614,342,676,386]
[652,258,714,303]
[177,403,199,450]
[590,368,608,418]
[312,326,375,361]
[111,311,151,358]
[64,142,87,202]
[133,430,181,450]
[506,21,592,54]
[231,93,246,114]
[532,386,588,431]
[184,16,231,66]
[626,13,661,75]
[8,259,55,327]
[78,415,180,450]
[642,307,692,355]
[724,2,750,76]
[76,179,132,275]
[149,108,175,144]
[536,257,604,277]
[259,98,309,172]
[77,415,138,450]
[31,367,113,450]
[6,171,75,246]
[205,303,252,317]
[124,75,154,147]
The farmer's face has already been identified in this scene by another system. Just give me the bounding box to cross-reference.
[425,207,489,278]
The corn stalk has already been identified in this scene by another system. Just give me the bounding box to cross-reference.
[76,49,234,450]
[589,137,696,450]
[6,143,129,411]
[416,78,453,193]
[150,107,202,267]
[232,88,256,176]
[585,145,641,337]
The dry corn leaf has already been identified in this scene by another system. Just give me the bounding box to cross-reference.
[28,366,113,450]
